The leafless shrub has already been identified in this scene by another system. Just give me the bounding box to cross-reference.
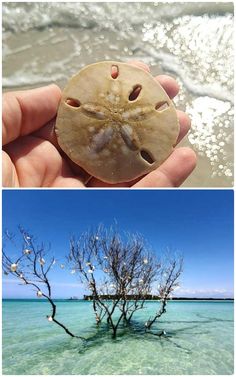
[3,225,183,339]
[2,227,84,340]
[145,251,183,330]
[68,226,183,337]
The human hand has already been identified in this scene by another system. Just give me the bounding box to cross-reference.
[2,61,196,187]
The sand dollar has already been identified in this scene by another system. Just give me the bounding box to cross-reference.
[55,61,179,183]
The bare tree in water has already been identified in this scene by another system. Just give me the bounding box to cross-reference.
[3,226,183,339]
[145,252,183,331]
[2,227,84,340]
[68,225,183,337]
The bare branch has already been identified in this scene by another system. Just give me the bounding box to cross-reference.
[3,227,85,340]
[68,225,164,337]
[146,252,183,330]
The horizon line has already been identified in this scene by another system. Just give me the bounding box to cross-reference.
[2,297,234,300]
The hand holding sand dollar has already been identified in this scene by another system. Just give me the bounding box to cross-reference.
[55,61,179,183]
[2,61,195,187]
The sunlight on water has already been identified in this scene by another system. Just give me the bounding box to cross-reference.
[2,3,233,187]
[2,300,233,374]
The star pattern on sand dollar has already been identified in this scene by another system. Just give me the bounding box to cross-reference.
[76,80,169,153]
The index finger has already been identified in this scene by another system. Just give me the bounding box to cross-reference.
[2,84,61,146]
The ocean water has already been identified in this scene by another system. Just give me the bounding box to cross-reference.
[2,299,234,375]
[2,2,234,187]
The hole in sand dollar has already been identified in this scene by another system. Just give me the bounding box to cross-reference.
[155,101,169,111]
[65,98,81,108]
[129,85,142,101]
[140,149,155,164]
[111,65,119,79]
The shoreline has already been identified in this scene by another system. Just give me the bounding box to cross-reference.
[3,297,234,301]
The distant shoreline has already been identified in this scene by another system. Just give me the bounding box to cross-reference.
[2,297,234,301]
[83,294,234,301]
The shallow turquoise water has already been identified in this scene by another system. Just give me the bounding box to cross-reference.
[2,300,234,374]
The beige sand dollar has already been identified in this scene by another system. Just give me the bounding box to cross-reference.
[55,61,179,183]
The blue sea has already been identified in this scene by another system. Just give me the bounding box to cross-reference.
[2,299,234,374]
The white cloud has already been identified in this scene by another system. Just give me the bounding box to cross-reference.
[173,287,233,297]
[3,280,233,298]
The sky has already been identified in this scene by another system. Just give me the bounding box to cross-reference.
[2,189,234,299]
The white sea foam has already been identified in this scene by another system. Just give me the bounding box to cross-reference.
[2,71,67,87]
[140,48,233,103]
[2,3,233,33]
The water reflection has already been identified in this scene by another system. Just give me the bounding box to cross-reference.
[187,98,233,181]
